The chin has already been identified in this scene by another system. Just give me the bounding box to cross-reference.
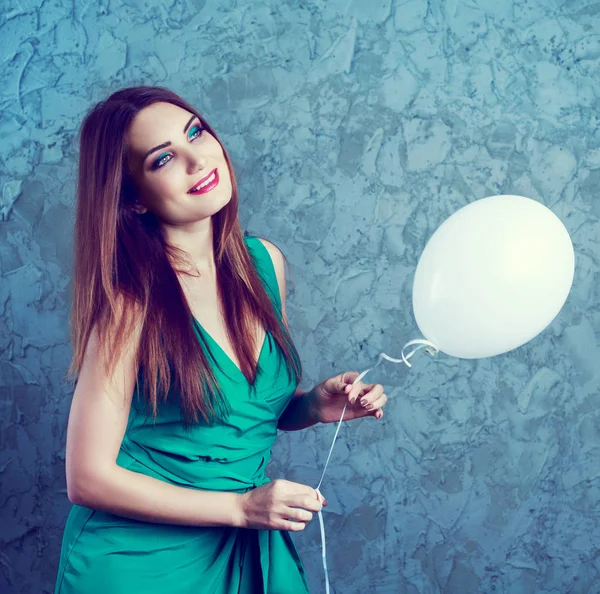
[208,190,233,217]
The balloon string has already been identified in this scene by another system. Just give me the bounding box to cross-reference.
[314,339,438,594]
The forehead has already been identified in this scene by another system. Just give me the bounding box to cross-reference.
[126,102,195,156]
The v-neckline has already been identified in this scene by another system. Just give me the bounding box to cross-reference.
[192,316,268,379]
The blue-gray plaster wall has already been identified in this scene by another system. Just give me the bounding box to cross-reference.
[1,1,599,592]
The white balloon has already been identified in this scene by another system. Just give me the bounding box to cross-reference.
[412,195,575,359]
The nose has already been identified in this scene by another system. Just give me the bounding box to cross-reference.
[186,148,207,174]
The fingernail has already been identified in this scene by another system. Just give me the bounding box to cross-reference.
[360,398,367,407]
[366,403,374,411]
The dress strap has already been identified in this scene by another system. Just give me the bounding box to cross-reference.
[243,235,283,314]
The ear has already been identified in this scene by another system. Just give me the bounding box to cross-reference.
[131,201,148,215]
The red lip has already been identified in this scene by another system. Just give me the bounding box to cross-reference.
[188,169,218,193]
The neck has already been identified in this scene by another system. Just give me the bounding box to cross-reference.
[163,217,216,276]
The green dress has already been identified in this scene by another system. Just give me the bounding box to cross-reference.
[54,236,310,594]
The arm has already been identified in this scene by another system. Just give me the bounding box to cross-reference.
[66,298,242,527]
[256,238,319,431]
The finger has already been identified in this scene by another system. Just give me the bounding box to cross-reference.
[272,478,295,492]
[286,506,314,522]
[367,394,388,419]
[291,494,323,513]
[299,483,323,498]
[315,489,327,508]
[340,371,360,386]
[358,384,385,408]
[348,380,366,404]
[283,481,315,496]
[285,485,326,510]
[367,393,388,412]
[339,372,360,399]
[283,520,307,532]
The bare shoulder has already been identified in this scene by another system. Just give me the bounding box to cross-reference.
[256,237,286,280]
[76,292,144,411]
[255,237,287,314]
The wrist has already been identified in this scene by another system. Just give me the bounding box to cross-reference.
[227,492,247,528]
[304,386,322,425]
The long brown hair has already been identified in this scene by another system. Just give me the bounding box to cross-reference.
[67,86,301,427]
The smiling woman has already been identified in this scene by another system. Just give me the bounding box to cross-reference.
[55,85,387,594]
[124,103,233,226]
[53,86,313,594]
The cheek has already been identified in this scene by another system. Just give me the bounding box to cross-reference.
[208,138,228,163]
[154,164,185,191]
[140,172,181,209]
[213,149,231,181]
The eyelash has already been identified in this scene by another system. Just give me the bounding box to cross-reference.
[151,124,204,170]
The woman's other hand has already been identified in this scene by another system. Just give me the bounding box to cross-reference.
[311,371,388,424]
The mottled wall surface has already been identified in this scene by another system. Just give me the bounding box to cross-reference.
[1,0,599,592]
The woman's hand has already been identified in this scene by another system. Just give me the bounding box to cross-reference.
[311,371,388,424]
[238,479,326,532]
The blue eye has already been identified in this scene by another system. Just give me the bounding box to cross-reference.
[189,125,203,140]
[151,123,204,170]
[152,152,171,169]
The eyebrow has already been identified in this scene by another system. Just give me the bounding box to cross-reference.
[142,114,198,164]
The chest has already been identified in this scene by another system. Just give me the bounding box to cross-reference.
[180,274,265,370]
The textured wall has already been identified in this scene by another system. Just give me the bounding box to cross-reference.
[1,0,599,592]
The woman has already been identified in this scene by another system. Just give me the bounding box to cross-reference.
[54,86,388,594]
